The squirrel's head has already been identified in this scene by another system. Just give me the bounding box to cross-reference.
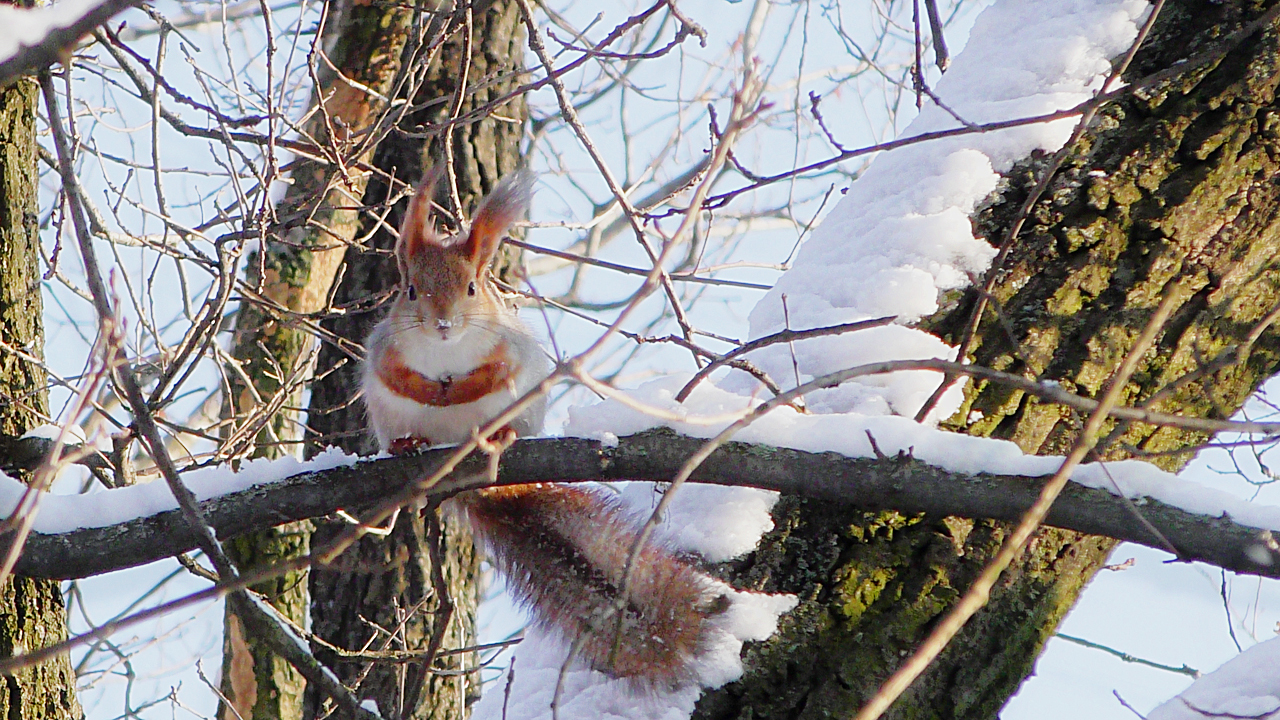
[392,169,534,342]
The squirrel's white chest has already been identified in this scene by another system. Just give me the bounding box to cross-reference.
[394,328,492,378]
[363,324,547,448]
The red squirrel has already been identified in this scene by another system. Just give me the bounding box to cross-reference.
[362,170,727,687]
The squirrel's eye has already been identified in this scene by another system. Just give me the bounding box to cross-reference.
[407,285,417,301]
[467,282,477,297]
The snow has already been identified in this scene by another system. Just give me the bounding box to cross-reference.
[1147,636,1280,720]
[589,430,620,449]
[0,0,109,68]
[615,481,779,563]
[21,422,87,444]
[0,446,358,535]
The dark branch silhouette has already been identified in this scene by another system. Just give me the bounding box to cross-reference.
[7,429,1279,581]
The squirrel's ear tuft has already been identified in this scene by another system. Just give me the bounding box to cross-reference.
[463,169,535,267]
[397,168,444,264]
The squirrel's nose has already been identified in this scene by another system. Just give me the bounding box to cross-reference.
[436,319,452,330]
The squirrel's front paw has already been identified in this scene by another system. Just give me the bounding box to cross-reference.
[388,436,432,455]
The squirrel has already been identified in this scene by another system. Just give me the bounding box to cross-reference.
[361,169,728,688]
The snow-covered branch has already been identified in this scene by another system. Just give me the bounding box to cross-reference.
[0,0,143,89]
[8,430,1280,581]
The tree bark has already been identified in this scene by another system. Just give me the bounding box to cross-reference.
[303,1,527,718]
[695,2,1280,718]
[0,27,83,720]
[218,2,417,718]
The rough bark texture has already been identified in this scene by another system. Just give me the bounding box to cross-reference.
[0,46,83,720]
[218,2,417,718]
[303,1,527,718]
[695,2,1280,718]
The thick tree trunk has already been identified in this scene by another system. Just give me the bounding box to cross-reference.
[218,2,417,718]
[303,1,527,718]
[696,2,1280,718]
[0,44,82,720]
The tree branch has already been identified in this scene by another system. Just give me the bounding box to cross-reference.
[9,430,1279,581]
[0,0,144,91]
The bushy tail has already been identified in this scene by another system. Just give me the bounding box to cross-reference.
[453,483,727,688]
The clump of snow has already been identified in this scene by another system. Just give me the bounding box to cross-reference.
[0,446,358,535]
[614,481,778,563]
[0,0,108,67]
[20,422,87,444]
[468,588,796,720]
[1147,636,1280,720]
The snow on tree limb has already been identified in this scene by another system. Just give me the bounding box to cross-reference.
[0,0,143,90]
[5,430,1279,581]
